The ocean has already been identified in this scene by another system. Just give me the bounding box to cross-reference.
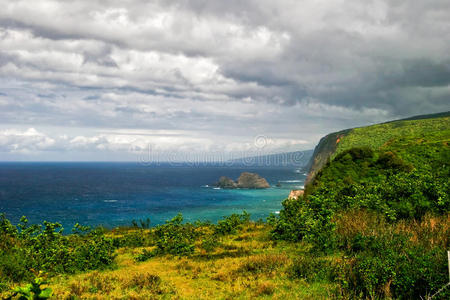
[0,162,306,230]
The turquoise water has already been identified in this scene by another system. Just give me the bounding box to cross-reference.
[0,163,307,229]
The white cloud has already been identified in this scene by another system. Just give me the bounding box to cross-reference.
[0,128,55,153]
[0,126,313,161]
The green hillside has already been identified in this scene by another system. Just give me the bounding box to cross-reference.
[273,113,450,299]
[308,114,450,201]
[333,114,450,170]
[306,111,450,184]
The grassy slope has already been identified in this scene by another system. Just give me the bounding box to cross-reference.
[47,225,336,299]
[305,115,450,198]
[306,112,450,184]
[334,115,450,168]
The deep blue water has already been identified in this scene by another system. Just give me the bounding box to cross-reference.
[0,162,306,230]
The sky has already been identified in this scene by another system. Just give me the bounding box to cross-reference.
[0,0,449,161]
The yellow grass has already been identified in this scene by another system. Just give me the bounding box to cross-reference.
[3,214,447,299]
[43,225,336,299]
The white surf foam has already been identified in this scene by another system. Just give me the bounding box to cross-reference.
[279,180,302,183]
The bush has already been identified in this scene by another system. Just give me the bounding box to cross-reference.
[70,232,116,271]
[214,211,250,235]
[112,230,152,248]
[376,151,413,172]
[200,235,220,253]
[7,272,53,299]
[153,213,197,256]
[270,195,336,251]
[0,250,30,283]
[336,231,450,299]
[0,215,116,284]
[272,119,450,298]
[334,147,374,161]
[135,249,156,262]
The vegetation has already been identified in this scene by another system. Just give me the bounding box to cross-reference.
[1,214,448,299]
[1,214,338,299]
[270,115,450,299]
[0,216,115,284]
[6,271,53,300]
[1,113,449,299]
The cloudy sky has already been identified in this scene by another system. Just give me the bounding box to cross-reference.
[0,0,449,161]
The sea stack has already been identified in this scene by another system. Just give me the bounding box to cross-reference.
[236,172,270,189]
[217,176,238,188]
[216,172,270,189]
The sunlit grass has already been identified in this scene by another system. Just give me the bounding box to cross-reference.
[42,224,337,299]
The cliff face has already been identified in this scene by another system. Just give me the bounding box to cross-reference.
[305,129,351,185]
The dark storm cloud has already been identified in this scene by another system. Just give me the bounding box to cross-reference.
[386,59,450,88]
[0,0,449,159]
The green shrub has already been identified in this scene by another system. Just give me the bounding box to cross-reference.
[334,147,374,162]
[112,230,153,248]
[376,151,413,172]
[337,233,450,299]
[214,211,250,236]
[153,213,197,256]
[270,195,336,251]
[0,216,116,284]
[200,235,220,253]
[0,250,30,283]
[70,233,116,271]
[135,249,156,262]
[7,272,53,300]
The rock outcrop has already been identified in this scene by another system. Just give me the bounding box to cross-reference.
[217,176,237,188]
[215,172,270,189]
[236,172,270,189]
[288,189,304,199]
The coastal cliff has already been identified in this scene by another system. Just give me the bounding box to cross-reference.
[288,129,351,198]
[304,111,450,186]
[305,129,351,185]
